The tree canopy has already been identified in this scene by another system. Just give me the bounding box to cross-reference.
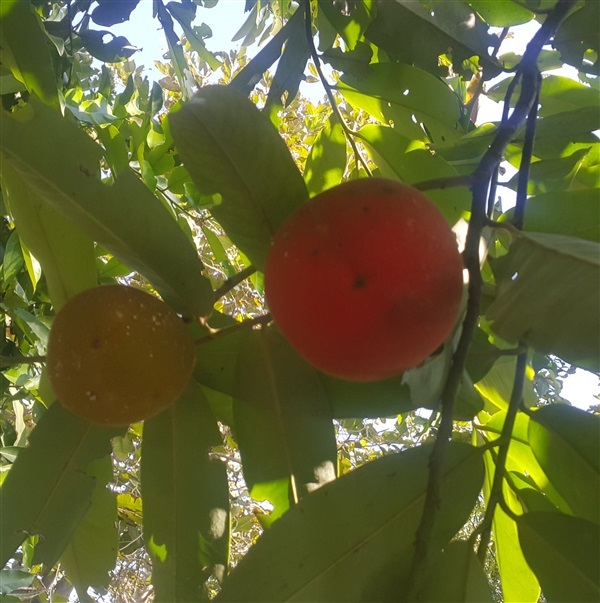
[0,1,599,602]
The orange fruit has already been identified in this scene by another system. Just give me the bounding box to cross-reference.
[46,285,196,425]
[264,178,464,381]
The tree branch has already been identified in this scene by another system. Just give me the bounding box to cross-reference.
[403,2,577,598]
[302,0,373,177]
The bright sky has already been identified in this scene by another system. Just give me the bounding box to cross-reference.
[111,2,599,410]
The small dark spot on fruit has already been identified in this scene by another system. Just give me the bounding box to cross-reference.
[90,338,102,349]
[353,275,367,289]
[380,185,395,195]
[310,248,319,256]
[363,205,370,212]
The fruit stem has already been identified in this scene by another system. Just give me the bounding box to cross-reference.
[194,313,272,346]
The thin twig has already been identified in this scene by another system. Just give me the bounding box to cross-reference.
[194,313,271,346]
[0,355,47,369]
[514,77,541,229]
[476,350,528,561]
[214,266,257,300]
[403,1,577,598]
[302,0,373,177]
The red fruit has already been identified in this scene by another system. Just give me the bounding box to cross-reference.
[264,178,464,381]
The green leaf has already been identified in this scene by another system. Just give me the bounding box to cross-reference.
[479,410,571,515]
[319,371,413,418]
[91,0,140,26]
[365,1,501,80]
[0,403,122,569]
[193,313,250,396]
[422,540,493,602]
[515,188,600,242]
[506,146,597,194]
[1,161,96,310]
[0,570,34,596]
[337,63,463,145]
[0,98,213,317]
[321,42,373,77]
[0,230,24,289]
[0,0,59,107]
[78,29,138,63]
[193,318,414,420]
[217,442,484,602]
[465,328,504,384]
[553,2,599,75]
[156,1,191,98]
[230,9,303,97]
[304,117,346,196]
[166,1,221,71]
[169,85,308,269]
[95,124,130,177]
[265,8,309,109]
[487,75,600,117]
[474,356,538,413]
[528,405,599,524]
[60,457,118,592]
[468,0,534,27]
[141,382,230,601]
[518,512,600,602]
[486,230,600,371]
[357,123,471,223]
[233,328,337,525]
[530,107,600,160]
[481,449,540,603]
[318,0,374,51]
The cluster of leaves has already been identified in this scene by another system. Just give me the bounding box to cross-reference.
[1,0,599,602]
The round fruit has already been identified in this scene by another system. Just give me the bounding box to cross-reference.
[264,178,464,381]
[46,285,196,425]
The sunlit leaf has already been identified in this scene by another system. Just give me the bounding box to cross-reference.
[528,405,599,524]
[357,123,471,224]
[0,0,59,107]
[318,0,374,51]
[468,0,534,27]
[481,449,540,603]
[337,63,462,145]
[304,117,346,196]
